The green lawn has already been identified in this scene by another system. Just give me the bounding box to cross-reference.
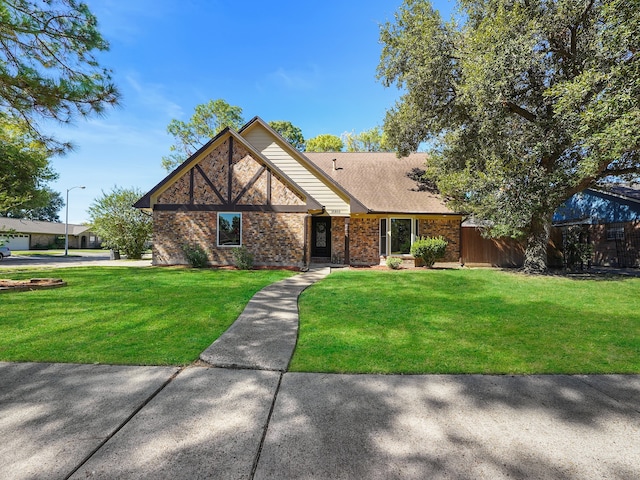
[290,269,640,374]
[0,267,294,365]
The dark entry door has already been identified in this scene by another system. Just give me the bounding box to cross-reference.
[312,217,331,258]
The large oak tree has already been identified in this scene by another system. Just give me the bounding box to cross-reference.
[378,0,640,273]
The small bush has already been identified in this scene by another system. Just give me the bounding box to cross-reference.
[385,257,403,270]
[182,243,208,268]
[233,246,254,270]
[410,236,448,267]
[563,226,593,270]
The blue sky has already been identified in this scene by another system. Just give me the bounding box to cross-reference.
[48,0,455,223]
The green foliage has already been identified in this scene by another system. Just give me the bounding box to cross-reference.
[162,99,245,171]
[232,245,254,270]
[269,120,305,150]
[87,186,152,259]
[385,256,403,269]
[342,126,393,152]
[182,243,209,268]
[410,236,448,267]
[3,187,63,222]
[562,226,593,270]
[378,0,640,273]
[0,0,120,152]
[305,134,344,152]
[0,117,57,212]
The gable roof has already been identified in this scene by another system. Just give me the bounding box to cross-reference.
[136,116,458,216]
[554,185,640,225]
[134,126,320,211]
[0,217,90,236]
[592,184,640,204]
[239,117,367,214]
[304,152,455,215]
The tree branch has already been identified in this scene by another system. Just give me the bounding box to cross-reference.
[502,100,537,122]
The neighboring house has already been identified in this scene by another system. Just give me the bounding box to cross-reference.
[0,217,100,250]
[135,117,462,268]
[554,186,640,267]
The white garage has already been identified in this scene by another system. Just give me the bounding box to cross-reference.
[3,234,29,250]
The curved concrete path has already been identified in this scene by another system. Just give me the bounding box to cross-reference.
[199,267,330,371]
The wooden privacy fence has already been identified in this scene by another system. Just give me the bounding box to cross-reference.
[461,227,563,267]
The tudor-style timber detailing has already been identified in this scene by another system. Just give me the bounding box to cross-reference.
[136,117,465,268]
[155,137,307,212]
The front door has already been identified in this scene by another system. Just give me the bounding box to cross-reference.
[312,217,331,258]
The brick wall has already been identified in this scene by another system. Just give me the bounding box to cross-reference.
[331,217,346,263]
[153,210,306,267]
[418,217,461,262]
[349,217,380,265]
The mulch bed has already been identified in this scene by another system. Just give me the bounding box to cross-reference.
[0,278,67,292]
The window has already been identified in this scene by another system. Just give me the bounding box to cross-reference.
[391,218,412,254]
[380,218,387,255]
[606,224,624,241]
[380,217,417,256]
[217,212,241,246]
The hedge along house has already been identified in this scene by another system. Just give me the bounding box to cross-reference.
[135,117,462,268]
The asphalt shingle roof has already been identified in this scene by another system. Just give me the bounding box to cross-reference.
[0,217,90,235]
[304,152,455,214]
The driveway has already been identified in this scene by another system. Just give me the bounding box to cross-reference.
[0,251,152,269]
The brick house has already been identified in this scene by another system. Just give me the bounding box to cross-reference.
[135,117,462,268]
[0,217,101,250]
[554,185,640,267]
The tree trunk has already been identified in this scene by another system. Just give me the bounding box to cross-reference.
[522,214,552,274]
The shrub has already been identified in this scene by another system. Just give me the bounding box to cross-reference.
[563,226,593,270]
[386,257,403,269]
[182,243,208,268]
[410,236,448,267]
[232,246,254,270]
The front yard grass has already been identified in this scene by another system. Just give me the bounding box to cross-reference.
[0,267,294,365]
[290,269,640,374]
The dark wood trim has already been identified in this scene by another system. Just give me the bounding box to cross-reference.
[228,136,233,204]
[194,164,226,205]
[153,204,309,213]
[267,171,272,205]
[189,168,194,204]
[232,166,266,205]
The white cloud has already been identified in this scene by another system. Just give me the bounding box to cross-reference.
[264,64,321,91]
[124,74,184,120]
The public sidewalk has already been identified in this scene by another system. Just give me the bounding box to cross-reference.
[1,267,639,479]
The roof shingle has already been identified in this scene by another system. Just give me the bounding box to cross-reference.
[304,152,455,214]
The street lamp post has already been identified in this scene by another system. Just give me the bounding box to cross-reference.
[65,186,86,256]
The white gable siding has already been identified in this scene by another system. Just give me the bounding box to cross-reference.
[242,128,350,215]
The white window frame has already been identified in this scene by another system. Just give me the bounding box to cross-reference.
[217,212,242,247]
[380,217,419,256]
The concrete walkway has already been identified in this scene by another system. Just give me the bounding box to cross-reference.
[1,268,639,479]
[200,267,330,371]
